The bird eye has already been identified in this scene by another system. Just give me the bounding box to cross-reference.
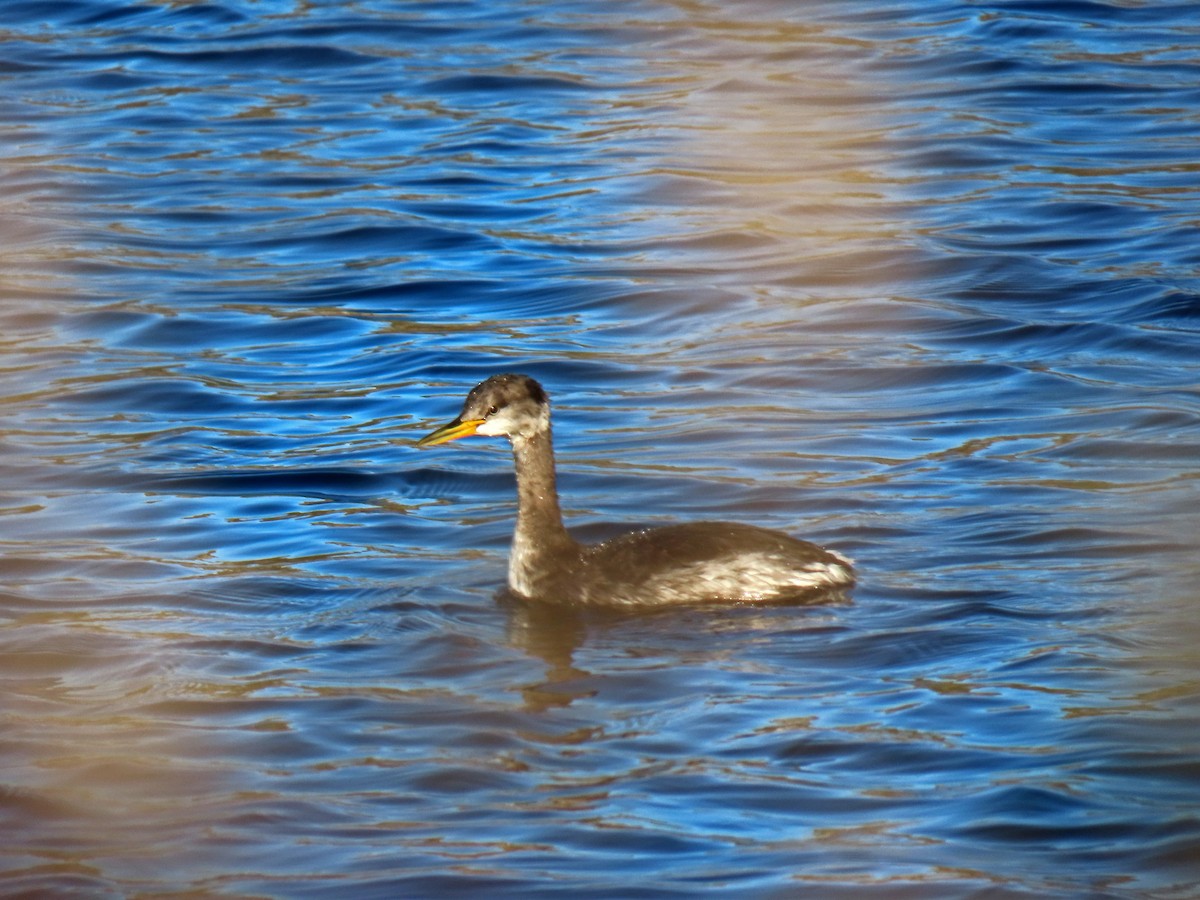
[487,405,497,417]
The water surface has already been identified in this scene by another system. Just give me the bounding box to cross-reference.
[1,1,1199,897]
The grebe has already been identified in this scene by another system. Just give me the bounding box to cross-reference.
[417,374,853,607]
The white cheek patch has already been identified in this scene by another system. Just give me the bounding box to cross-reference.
[477,404,549,439]
[476,417,509,437]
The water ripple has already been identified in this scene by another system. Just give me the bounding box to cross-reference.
[1,0,1199,897]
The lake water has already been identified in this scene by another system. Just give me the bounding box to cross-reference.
[2,1,1199,897]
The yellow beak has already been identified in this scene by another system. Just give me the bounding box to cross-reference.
[416,417,486,447]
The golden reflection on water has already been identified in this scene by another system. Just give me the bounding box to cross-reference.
[1,607,232,874]
[632,5,907,293]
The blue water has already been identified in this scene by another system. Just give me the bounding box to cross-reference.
[2,1,1199,897]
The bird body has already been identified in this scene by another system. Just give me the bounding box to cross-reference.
[418,374,853,607]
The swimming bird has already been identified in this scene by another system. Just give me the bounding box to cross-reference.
[417,374,853,607]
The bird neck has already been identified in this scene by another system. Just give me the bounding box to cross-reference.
[508,426,577,595]
[511,427,572,544]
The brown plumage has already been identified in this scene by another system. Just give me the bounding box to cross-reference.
[418,374,853,607]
